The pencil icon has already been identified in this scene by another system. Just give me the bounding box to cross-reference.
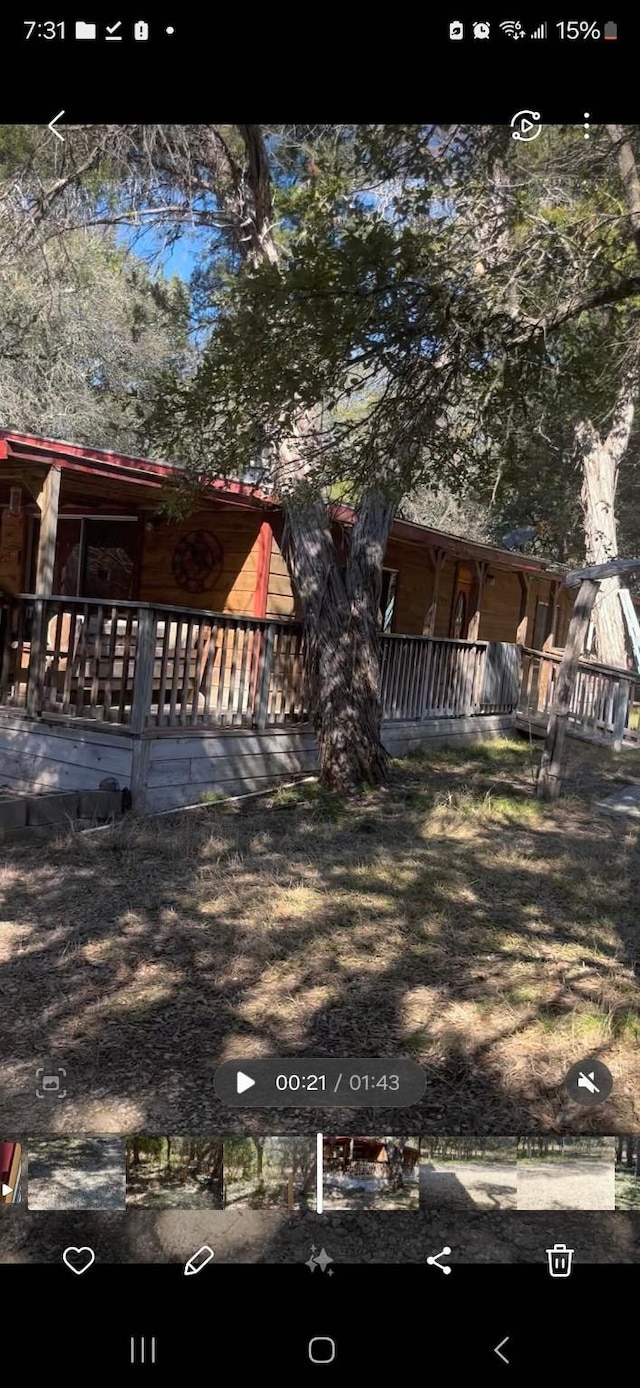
[184,1245,215,1276]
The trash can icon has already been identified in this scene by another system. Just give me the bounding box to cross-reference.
[546,1243,574,1277]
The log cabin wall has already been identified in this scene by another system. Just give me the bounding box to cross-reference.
[138,507,264,614]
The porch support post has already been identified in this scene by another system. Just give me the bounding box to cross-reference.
[467,561,488,642]
[253,518,273,618]
[423,547,445,636]
[543,579,561,652]
[26,467,61,718]
[517,573,532,645]
[34,466,61,595]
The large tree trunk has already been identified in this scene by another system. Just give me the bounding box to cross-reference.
[231,125,397,791]
[575,370,637,668]
[537,578,598,799]
[281,491,395,791]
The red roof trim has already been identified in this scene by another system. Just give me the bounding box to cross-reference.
[0,429,560,575]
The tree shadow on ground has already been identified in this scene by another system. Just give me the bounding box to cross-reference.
[0,737,638,1133]
[419,1162,516,1210]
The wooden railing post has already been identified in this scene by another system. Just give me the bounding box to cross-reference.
[0,599,15,702]
[613,677,632,751]
[130,606,157,734]
[418,640,434,721]
[256,622,275,729]
[26,598,45,717]
[473,642,487,712]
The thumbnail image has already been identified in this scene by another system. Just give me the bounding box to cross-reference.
[126,1137,223,1208]
[0,1142,22,1205]
[615,1136,640,1209]
[517,1137,615,1211]
[419,1137,517,1210]
[27,1138,126,1210]
[322,1136,419,1211]
[223,1136,316,1210]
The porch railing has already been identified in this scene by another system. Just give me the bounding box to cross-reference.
[0,596,306,731]
[518,646,640,748]
[380,634,522,721]
[0,595,522,732]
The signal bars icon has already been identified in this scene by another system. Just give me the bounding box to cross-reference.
[530,21,547,39]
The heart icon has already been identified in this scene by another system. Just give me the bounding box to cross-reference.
[62,1246,95,1275]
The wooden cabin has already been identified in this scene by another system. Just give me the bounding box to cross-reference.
[0,429,589,814]
[324,1137,420,1173]
[0,429,564,645]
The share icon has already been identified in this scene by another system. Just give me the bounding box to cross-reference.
[426,1246,452,1275]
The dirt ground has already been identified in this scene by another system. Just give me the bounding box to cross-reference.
[1,736,640,1134]
[224,1176,315,1211]
[517,1159,615,1210]
[322,1174,419,1211]
[27,1137,126,1210]
[126,1178,222,1209]
[420,1160,517,1209]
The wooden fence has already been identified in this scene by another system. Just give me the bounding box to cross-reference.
[518,646,640,748]
[0,595,522,732]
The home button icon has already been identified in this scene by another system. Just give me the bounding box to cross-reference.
[308,1336,336,1364]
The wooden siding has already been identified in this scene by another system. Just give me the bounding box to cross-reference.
[0,508,26,595]
[0,711,133,793]
[383,539,433,635]
[138,508,263,614]
[144,713,516,813]
[478,569,522,643]
[382,712,516,758]
[266,531,296,618]
[143,725,318,812]
[433,557,456,637]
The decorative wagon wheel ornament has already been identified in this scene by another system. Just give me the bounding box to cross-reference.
[171,531,224,593]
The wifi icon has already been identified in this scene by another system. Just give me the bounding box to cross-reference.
[500,19,526,39]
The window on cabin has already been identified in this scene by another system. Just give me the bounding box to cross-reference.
[337,565,398,630]
[31,517,139,600]
[452,590,467,639]
[379,569,398,631]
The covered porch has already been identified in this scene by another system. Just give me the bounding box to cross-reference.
[0,592,521,813]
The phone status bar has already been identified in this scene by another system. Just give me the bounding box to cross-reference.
[448,19,617,42]
[23,20,176,41]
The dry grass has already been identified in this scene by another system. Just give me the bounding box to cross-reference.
[1,734,640,1133]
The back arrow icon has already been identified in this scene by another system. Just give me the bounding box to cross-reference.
[48,111,65,141]
[494,1335,510,1365]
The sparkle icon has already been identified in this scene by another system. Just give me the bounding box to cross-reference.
[305,1245,334,1274]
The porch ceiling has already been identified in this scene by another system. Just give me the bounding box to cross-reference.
[0,465,265,517]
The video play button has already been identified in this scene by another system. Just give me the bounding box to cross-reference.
[1,1183,12,1197]
[236,1071,256,1095]
[510,109,542,142]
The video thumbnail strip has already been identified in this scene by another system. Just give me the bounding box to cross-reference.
[1,1134,639,1213]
